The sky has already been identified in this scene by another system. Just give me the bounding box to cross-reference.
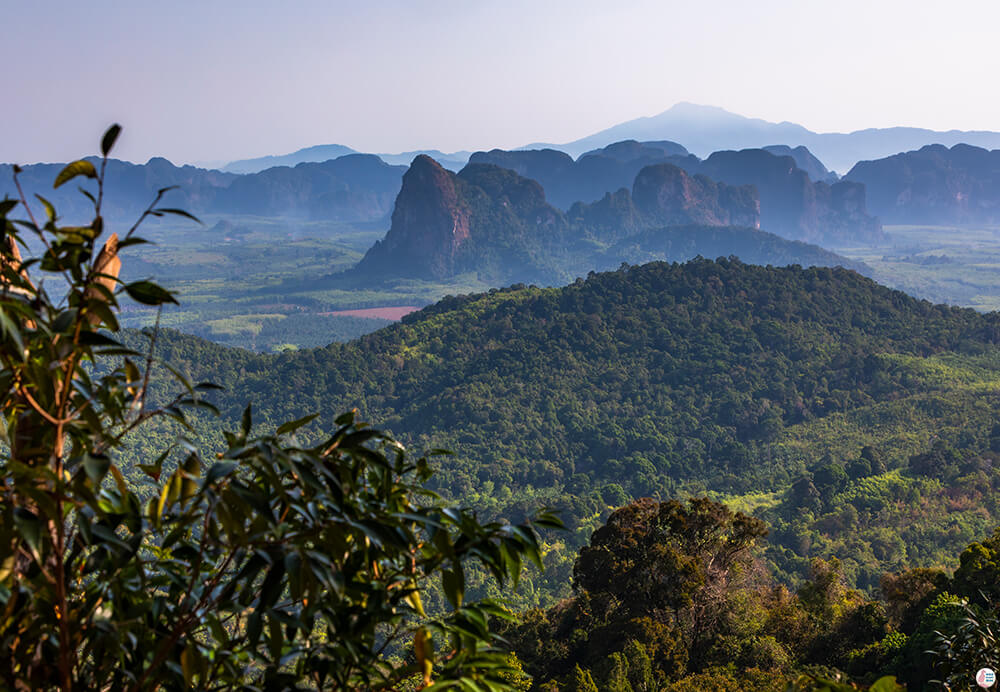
[4,0,1000,165]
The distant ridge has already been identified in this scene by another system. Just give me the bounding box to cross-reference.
[223,145,471,174]
[845,143,1000,224]
[353,154,865,284]
[524,102,1000,174]
[221,144,358,174]
[473,143,881,245]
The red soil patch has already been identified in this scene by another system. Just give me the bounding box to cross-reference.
[322,306,422,321]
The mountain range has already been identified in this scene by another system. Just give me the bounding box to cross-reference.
[354,153,868,284]
[523,102,1000,174]
[221,145,471,174]
[213,103,1000,179]
[0,155,406,225]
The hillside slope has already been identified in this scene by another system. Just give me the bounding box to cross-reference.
[149,259,1000,495]
[134,259,1000,591]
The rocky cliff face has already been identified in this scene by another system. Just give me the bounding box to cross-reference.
[632,164,760,228]
[567,188,643,242]
[470,140,688,210]
[355,152,872,284]
[358,155,471,279]
[686,149,883,245]
[467,149,578,208]
[357,157,570,282]
[471,143,881,246]
[844,144,1000,225]
[762,145,837,182]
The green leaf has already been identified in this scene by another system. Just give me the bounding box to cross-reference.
[123,280,178,306]
[334,410,356,426]
[275,413,319,436]
[116,237,150,249]
[869,677,904,692]
[57,225,98,244]
[0,309,25,354]
[205,462,237,484]
[259,560,287,610]
[241,404,252,436]
[13,509,43,560]
[78,331,122,348]
[101,124,122,157]
[83,454,111,485]
[34,194,56,222]
[87,300,119,331]
[443,567,465,607]
[53,160,98,189]
[154,208,202,224]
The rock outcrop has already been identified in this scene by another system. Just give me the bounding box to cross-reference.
[845,144,1000,225]
[471,143,880,246]
[762,145,837,182]
[683,149,883,245]
[470,140,688,210]
[355,154,870,284]
[356,156,569,282]
[632,163,760,229]
[357,156,471,279]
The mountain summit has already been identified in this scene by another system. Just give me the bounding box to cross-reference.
[529,103,1000,174]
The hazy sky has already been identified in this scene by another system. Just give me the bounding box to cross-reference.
[5,0,1000,165]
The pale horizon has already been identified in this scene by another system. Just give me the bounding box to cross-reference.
[6,0,1000,165]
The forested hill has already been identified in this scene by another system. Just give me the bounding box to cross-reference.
[146,259,1000,502]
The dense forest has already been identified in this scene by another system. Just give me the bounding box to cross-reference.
[119,258,1000,619]
[503,494,1000,689]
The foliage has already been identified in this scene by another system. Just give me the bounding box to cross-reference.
[123,256,1000,600]
[506,498,783,687]
[784,674,904,691]
[0,128,557,690]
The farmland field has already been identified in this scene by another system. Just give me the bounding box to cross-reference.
[118,214,494,350]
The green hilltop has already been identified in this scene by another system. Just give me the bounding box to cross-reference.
[132,258,1000,597]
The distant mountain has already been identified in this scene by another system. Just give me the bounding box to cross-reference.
[0,158,235,224]
[376,150,471,172]
[210,154,405,221]
[470,140,689,209]
[1,154,405,225]
[580,140,690,160]
[221,144,358,174]
[530,102,1000,174]
[680,149,883,245]
[630,163,759,229]
[355,156,570,282]
[844,143,1000,225]
[473,141,879,245]
[762,145,838,182]
[223,145,471,174]
[354,155,862,284]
